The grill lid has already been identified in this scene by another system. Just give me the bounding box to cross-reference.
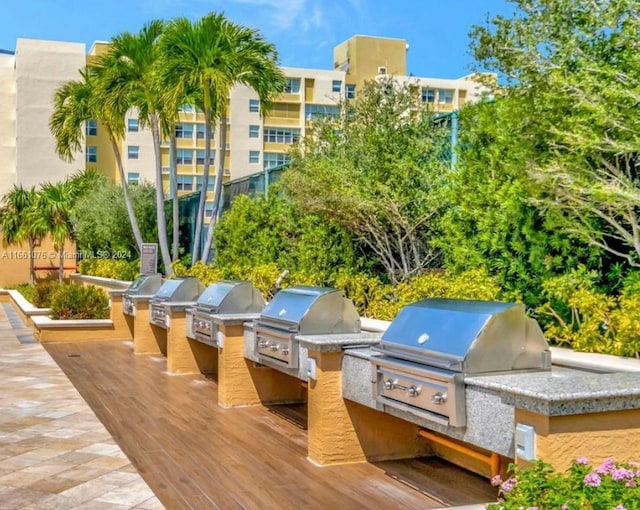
[152,277,203,302]
[126,273,162,296]
[258,286,360,334]
[377,298,550,374]
[195,280,265,313]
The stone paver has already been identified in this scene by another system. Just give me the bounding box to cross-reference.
[0,303,164,509]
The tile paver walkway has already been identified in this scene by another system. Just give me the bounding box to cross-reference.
[0,303,163,510]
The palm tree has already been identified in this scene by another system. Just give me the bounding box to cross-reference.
[49,68,145,255]
[31,180,77,283]
[0,185,48,284]
[96,20,173,275]
[160,13,286,264]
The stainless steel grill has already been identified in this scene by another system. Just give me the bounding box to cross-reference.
[122,273,163,316]
[372,299,551,427]
[149,277,203,329]
[254,286,360,371]
[187,281,265,347]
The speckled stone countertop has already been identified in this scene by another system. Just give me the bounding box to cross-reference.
[211,313,261,326]
[130,294,156,301]
[465,370,640,416]
[157,301,197,312]
[296,332,382,352]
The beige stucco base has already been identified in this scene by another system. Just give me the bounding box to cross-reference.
[307,350,432,466]
[109,294,132,341]
[217,324,306,408]
[166,310,217,375]
[515,408,640,472]
[35,325,130,343]
[133,302,164,355]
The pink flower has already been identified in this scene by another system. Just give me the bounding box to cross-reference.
[491,474,502,486]
[575,457,589,465]
[501,477,517,494]
[584,472,602,487]
[626,479,637,488]
[596,458,615,475]
[561,505,568,510]
[614,505,625,510]
[612,468,634,481]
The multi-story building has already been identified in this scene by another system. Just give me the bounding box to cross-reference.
[0,34,489,207]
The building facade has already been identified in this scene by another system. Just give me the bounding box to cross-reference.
[0,35,489,207]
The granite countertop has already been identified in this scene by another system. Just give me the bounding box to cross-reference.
[296,332,382,352]
[108,289,127,296]
[211,313,262,325]
[130,294,156,301]
[158,301,197,311]
[466,370,640,415]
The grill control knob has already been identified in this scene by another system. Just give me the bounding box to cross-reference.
[270,344,279,352]
[384,379,395,390]
[432,392,446,405]
[281,348,289,356]
[407,385,421,397]
[258,341,268,349]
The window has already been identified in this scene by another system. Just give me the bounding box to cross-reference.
[127,118,139,132]
[346,84,356,99]
[249,151,260,164]
[249,99,260,113]
[127,172,140,185]
[176,149,193,165]
[332,80,342,93]
[305,104,340,120]
[264,127,300,144]
[196,176,215,192]
[127,146,139,159]
[204,202,214,218]
[176,175,194,191]
[421,88,435,103]
[438,89,454,104]
[249,125,260,138]
[175,123,194,139]
[196,149,215,165]
[178,104,195,113]
[196,124,205,139]
[85,119,97,136]
[284,78,301,94]
[86,146,97,163]
[263,152,290,169]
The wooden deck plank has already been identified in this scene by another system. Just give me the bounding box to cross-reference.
[45,340,497,509]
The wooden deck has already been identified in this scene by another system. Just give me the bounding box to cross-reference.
[45,340,497,509]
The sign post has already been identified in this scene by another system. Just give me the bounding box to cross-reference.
[140,243,158,275]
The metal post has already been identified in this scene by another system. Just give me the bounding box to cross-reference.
[450,110,459,170]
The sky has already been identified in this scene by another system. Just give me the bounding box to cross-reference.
[1,0,513,78]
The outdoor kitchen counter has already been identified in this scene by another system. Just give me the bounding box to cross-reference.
[156,301,197,312]
[212,313,261,326]
[465,370,640,416]
[296,332,382,352]
[342,348,518,457]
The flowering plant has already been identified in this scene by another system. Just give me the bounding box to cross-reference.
[488,458,640,509]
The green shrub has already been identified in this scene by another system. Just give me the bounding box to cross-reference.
[13,284,36,305]
[489,458,640,509]
[50,284,109,320]
[538,267,640,357]
[172,261,225,286]
[78,258,138,281]
[13,281,63,308]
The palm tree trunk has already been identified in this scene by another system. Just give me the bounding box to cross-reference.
[169,131,179,262]
[201,112,227,263]
[192,107,212,265]
[108,128,144,255]
[150,113,173,276]
[58,243,64,283]
[28,238,35,285]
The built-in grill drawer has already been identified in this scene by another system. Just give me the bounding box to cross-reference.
[150,303,169,328]
[373,356,465,427]
[255,325,297,368]
[191,313,220,347]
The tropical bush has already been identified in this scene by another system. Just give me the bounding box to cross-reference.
[49,284,109,320]
[489,458,640,510]
[13,281,63,308]
[537,268,640,357]
[78,258,139,281]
